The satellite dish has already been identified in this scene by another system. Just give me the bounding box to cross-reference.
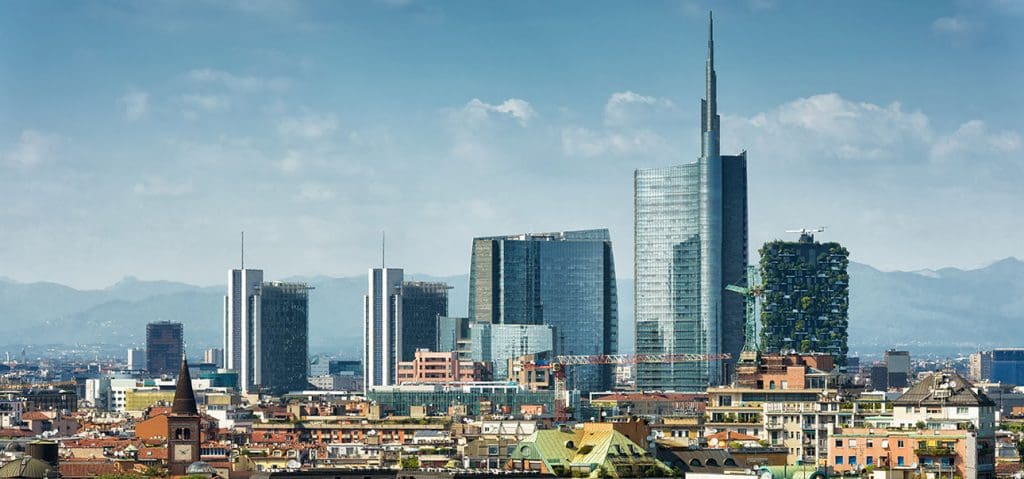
[709,438,719,447]
[286,459,300,470]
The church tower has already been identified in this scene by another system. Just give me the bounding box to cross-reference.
[167,357,201,476]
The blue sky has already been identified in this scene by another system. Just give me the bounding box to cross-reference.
[1,0,1021,288]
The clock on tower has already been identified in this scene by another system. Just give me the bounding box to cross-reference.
[167,357,201,476]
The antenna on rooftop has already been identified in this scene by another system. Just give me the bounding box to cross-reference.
[241,231,245,269]
[381,231,385,269]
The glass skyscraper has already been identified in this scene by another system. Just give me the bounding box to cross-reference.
[399,281,450,362]
[254,282,312,395]
[364,268,403,390]
[634,13,748,391]
[469,322,556,381]
[468,229,618,392]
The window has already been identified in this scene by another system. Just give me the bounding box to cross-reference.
[866,456,874,466]
[848,456,857,465]
[866,439,873,448]
[835,439,843,447]
[849,439,857,447]
[835,456,843,465]
[897,456,905,466]
[957,407,968,414]
[897,440,905,448]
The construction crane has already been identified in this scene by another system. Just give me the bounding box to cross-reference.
[785,226,827,243]
[725,264,763,357]
[549,353,732,421]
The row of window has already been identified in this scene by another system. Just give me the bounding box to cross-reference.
[836,439,905,448]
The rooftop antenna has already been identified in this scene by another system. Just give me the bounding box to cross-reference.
[381,231,385,269]
[241,231,245,269]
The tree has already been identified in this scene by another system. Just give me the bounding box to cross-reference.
[400,456,420,470]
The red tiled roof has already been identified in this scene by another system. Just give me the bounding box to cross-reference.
[707,430,761,442]
[21,411,53,421]
[139,447,168,460]
[59,461,125,479]
[0,428,34,437]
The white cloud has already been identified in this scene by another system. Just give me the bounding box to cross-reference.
[932,15,979,34]
[724,93,932,162]
[2,130,61,167]
[278,113,339,140]
[296,183,336,202]
[132,178,193,196]
[462,98,536,126]
[604,90,675,127]
[930,120,1021,161]
[118,89,149,121]
[185,68,289,93]
[278,150,302,172]
[180,94,230,111]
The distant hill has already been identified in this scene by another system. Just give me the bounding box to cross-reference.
[1,258,1022,358]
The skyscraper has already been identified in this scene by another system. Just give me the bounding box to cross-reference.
[468,229,618,392]
[364,268,403,390]
[399,281,450,362]
[127,347,146,371]
[634,13,748,391]
[253,281,312,394]
[759,232,849,364]
[224,268,263,376]
[146,321,183,376]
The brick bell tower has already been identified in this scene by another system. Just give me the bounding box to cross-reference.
[167,356,201,476]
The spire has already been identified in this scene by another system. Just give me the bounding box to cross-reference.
[171,356,198,416]
[702,10,720,157]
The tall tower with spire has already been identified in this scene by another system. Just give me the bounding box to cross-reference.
[167,357,201,476]
[633,12,748,391]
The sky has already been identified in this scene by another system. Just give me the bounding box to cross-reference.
[1,0,1022,289]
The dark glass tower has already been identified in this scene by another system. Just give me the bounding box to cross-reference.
[399,281,450,361]
[254,281,312,394]
[468,229,618,392]
[634,12,748,391]
[146,321,184,376]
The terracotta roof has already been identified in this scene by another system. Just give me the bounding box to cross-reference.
[707,430,761,442]
[20,412,52,421]
[59,461,124,479]
[139,447,168,460]
[893,371,996,407]
[0,429,34,437]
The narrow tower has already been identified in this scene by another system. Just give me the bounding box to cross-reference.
[167,357,201,476]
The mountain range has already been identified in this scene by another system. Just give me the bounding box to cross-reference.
[2,258,1022,359]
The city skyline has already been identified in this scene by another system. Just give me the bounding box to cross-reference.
[2,1,1021,289]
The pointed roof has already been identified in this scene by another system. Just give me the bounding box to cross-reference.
[892,371,996,407]
[171,357,198,416]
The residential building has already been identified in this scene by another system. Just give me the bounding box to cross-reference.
[507,353,554,391]
[970,351,993,383]
[759,232,849,365]
[396,349,491,384]
[470,322,555,382]
[633,13,747,391]
[146,321,183,376]
[885,350,912,389]
[991,348,1024,386]
[127,348,146,371]
[399,281,450,362]
[253,281,312,394]
[890,371,996,478]
[829,427,982,478]
[364,268,403,389]
[704,353,860,465]
[468,229,618,392]
[225,268,263,377]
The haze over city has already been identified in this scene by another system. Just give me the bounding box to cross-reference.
[2,0,1021,289]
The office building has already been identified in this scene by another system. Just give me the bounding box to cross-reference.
[224,268,263,374]
[884,350,911,389]
[329,360,362,375]
[468,229,618,392]
[253,281,312,394]
[759,231,850,365]
[364,268,403,389]
[991,348,1024,386]
[146,321,183,376]
[399,281,450,362]
[870,363,889,391]
[470,323,555,382]
[969,351,993,382]
[203,348,224,368]
[127,348,146,371]
[633,13,747,391]
[436,316,473,361]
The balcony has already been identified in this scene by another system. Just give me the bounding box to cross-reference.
[915,446,955,456]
